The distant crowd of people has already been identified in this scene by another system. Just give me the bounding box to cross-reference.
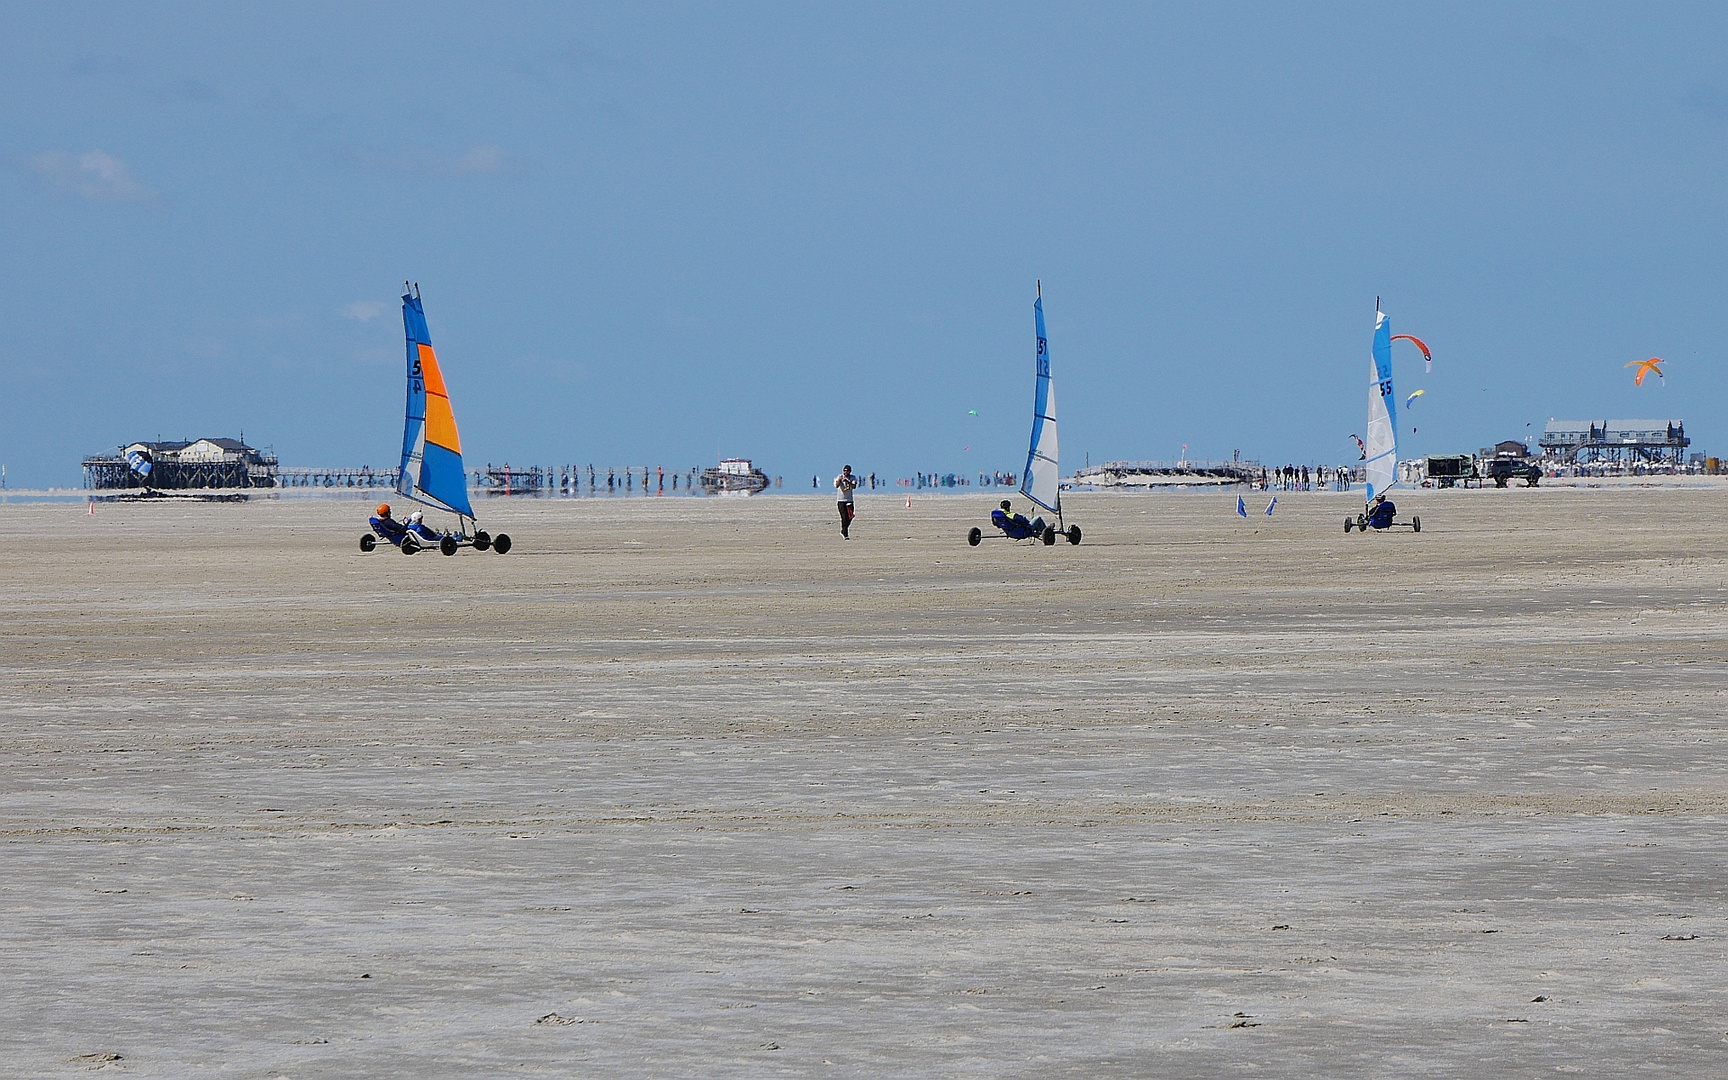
[814,471,879,490]
[1258,465,1355,492]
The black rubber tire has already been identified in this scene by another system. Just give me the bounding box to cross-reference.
[400,537,419,555]
[473,530,491,551]
[360,533,377,552]
[1042,526,1056,545]
[492,533,512,554]
[1412,516,1421,533]
[441,536,459,556]
[1067,525,1081,545]
[967,527,981,546]
[1344,518,1353,533]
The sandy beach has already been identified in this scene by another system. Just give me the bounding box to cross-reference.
[4,489,1727,1077]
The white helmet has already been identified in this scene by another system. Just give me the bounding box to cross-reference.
[409,511,424,524]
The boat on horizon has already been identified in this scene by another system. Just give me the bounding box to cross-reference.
[699,458,770,496]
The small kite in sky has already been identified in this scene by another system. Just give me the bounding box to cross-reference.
[1405,389,1426,409]
[1625,358,1664,386]
[1391,334,1433,372]
[1350,434,1366,460]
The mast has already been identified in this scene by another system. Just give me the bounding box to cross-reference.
[1020,282,1061,521]
[1363,301,1398,503]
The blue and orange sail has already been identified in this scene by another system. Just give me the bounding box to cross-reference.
[397,286,475,519]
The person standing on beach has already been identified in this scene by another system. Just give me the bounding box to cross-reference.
[834,464,859,538]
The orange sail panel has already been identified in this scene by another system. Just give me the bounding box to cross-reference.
[418,343,461,453]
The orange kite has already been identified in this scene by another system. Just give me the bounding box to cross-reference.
[1625,357,1664,386]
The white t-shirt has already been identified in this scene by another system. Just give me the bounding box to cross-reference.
[834,472,857,502]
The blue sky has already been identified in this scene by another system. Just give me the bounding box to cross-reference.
[1,3,1723,487]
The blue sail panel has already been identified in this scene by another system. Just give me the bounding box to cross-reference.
[399,293,429,495]
[418,442,474,517]
[403,297,431,346]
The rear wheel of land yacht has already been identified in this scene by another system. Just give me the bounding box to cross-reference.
[1067,525,1082,545]
[400,537,419,555]
[1412,516,1421,533]
[441,536,459,556]
[360,533,377,552]
[967,527,981,546]
[473,530,491,551]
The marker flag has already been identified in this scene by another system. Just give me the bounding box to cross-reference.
[1237,495,1247,518]
[1265,496,1277,516]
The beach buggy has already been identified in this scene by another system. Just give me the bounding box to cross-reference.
[973,499,1075,546]
[1345,493,1420,533]
[360,284,512,557]
[968,283,1081,548]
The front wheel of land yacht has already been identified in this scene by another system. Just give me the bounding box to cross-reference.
[1067,525,1082,545]
[1412,516,1421,533]
[967,527,982,546]
[441,536,459,556]
[1042,526,1057,545]
[360,533,377,552]
[492,533,512,554]
[473,530,491,551]
[400,537,419,555]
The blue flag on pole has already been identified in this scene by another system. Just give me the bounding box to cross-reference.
[1265,496,1277,516]
[1237,496,1247,518]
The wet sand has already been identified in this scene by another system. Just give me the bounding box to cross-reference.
[3,489,1727,1077]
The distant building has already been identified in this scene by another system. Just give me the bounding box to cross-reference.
[1491,440,1531,459]
[1538,419,1688,466]
[83,437,278,490]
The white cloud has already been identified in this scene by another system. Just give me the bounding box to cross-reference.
[342,300,387,322]
[337,143,512,177]
[447,145,506,174]
[31,149,156,204]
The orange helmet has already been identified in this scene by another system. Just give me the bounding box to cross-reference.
[375,503,391,517]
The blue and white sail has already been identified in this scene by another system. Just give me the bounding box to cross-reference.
[1021,287,1061,517]
[126,448,153,480]
[1364,307,1397,503]
[397,286,476,520]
